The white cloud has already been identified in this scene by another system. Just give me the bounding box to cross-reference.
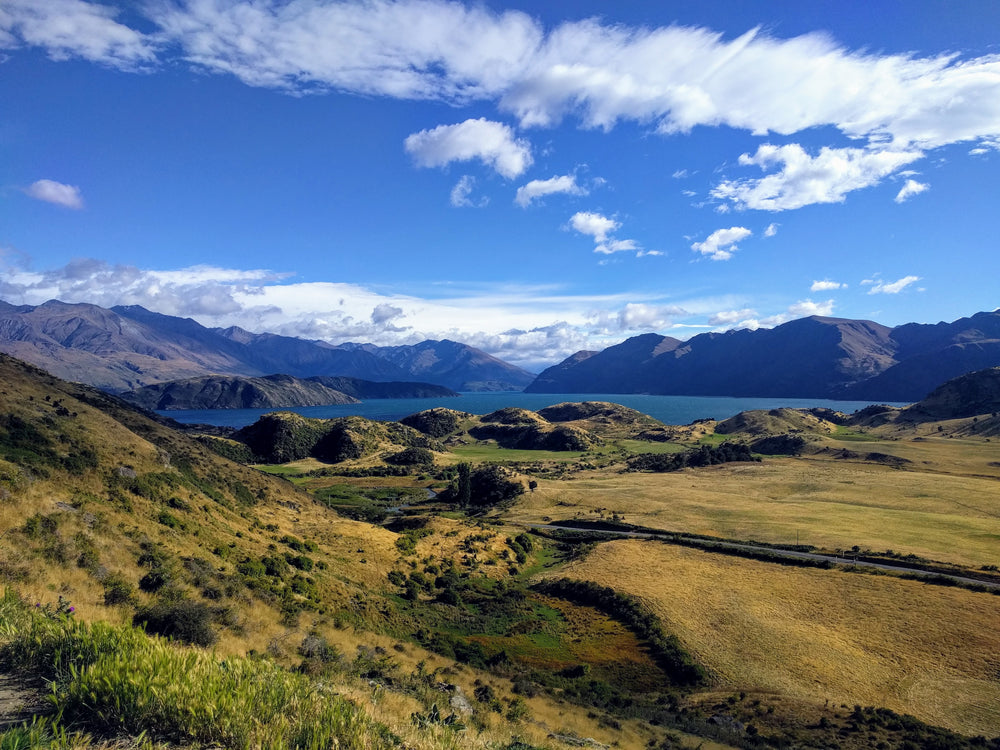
[5,1,1000,160]
[894,178,929,203]
[0,0,156,69]
[763,222,778,237]
[866,275,921,294]
[691,226,751,261]
[514,174,586,207]
[449,175,486,207]
[810,279,846,291]
[0,256,722,368]
[712,144,923,211]
[709,308,758,326]
[788,299,835,317]
[405,118,532,178]
[595,238,638,255]
[589,303,688,333]
[25,179,84,209]
[569,211,619,243]
[568,211,647,256]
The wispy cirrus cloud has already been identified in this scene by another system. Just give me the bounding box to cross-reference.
[450,175,487,207]
[863,275,921,294]
[5,1,999,205]
[404,118,532,178]
[24,179,84,209]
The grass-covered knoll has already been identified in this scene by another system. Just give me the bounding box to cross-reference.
[714,407,843,437]
[555,540,1000,738]
[400,403,674,453]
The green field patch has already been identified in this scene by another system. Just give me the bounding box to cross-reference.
[451,443,589,463]
[613,439,687,454]
[832,426,882,442]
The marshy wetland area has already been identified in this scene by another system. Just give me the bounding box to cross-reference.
[1,355,999,749]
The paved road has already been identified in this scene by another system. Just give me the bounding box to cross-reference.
[526,524,1000,591]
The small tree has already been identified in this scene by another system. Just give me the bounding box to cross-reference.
[467,464,524,508]
[456,462,472,506]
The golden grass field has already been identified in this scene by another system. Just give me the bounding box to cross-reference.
[509,434,1000,569]
[553,539,1000,737]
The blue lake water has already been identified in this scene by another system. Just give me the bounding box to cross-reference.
[159,393,909,429]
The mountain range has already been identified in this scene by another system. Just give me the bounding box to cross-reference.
[0,300,534,393]
[2,299,999,402]
[527,311,1000,401]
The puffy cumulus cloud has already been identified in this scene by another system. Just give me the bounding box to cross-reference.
[568,211,649,256]
[708,308,758,326]
[0,0,156,69]
[514,174,586,207]
[371,303,405,326]
[788,299,835,317]
[810,279,846,291]
[691,226,751,260]
[712,144,923,211]
[0,258,288,318]
[894,178,929,203]
[749,298,835,328]
[455,322,592,371]
[404,118,532,178]
[569,211,618,242]
[863,275,921,294]
[25,179,84,209]
[763,223,778,237]
[588,302,688,334]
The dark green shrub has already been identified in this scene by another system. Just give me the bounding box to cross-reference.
[102,573,136,606]
[384,447,434,466]
[133,599,217,647]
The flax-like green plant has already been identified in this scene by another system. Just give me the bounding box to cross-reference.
[0,589,400,750]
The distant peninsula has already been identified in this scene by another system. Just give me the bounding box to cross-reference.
[119,373,458,410]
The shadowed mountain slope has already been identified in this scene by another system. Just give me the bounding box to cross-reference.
[527,311,1000,401]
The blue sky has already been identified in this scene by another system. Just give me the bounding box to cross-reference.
[1,0,999,371]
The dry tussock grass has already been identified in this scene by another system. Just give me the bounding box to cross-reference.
[556,539,1000,736]
[512,449,1000,567]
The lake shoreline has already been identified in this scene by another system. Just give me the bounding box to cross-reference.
[159,392,910,429]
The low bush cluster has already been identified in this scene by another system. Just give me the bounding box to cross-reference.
[626,442,758,472]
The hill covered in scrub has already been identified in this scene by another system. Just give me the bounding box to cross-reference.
[398,404,655,451]
[231,411,443,464]
[120,373,457,410]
